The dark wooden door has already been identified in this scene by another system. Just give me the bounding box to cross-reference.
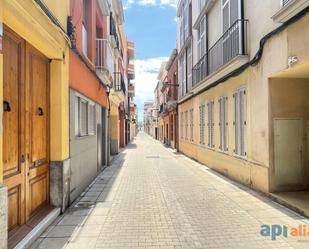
[3,27,50,234]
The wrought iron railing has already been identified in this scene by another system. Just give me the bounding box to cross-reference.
[282,0,291,6]
[192,19,248,86]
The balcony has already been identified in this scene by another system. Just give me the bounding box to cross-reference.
[272,0,309,23]
[192,19,248,86]
[96,38,114,82]
[113,72,126,94]
[128,83,135,98]
[128,63,135,80]
[110,15,119,49]
[127,41,135,59]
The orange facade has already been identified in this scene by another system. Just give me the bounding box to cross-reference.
[69,50,108,107]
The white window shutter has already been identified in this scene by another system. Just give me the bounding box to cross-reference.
[88,104,96,135]
[224,97,228,152]
[75,96,80,136]
[240,89,246,156]
[80,99,88,136]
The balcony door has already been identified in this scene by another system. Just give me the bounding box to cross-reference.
[222,0,242,64]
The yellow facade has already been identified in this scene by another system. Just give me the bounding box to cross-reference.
[0,0,70,183]
[179,14,309,194]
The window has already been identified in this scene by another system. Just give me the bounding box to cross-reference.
[88,103,96,135]
[187,43,192,91]
[233,88,246,157]
[199,104,206,145]
[222,0,240,32]
[185,110,188,140]
[207,100,215,148]
[82,0,88,56]
[199,0,206,13]
[171,115,174,140]
[180,112,183,139]
[75,95,96,137]
[178,58,183,98]
[197,15,206,60]
[219,96,228,152]
[182,54,186,96]
[189,108,194,142]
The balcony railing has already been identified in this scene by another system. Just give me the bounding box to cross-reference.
[282,0,291,6]
[96,39,114,74]
[193,19,248,86]
[113,72,126,94]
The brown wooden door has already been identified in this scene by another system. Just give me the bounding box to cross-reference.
[3,27,50,234]
[3,26,26,234]
[25,44,50,220]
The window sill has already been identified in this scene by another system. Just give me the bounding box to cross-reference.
[272,0,309,23]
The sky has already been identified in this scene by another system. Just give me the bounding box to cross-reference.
[123,0,177,121]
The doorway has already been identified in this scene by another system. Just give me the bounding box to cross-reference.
[3,27,50,241]
[274,118,303,189]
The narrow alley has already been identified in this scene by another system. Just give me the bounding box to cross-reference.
[31,133,309,249]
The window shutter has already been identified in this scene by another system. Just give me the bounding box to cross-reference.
[230,0,239,24]
[240,89,246,156]
[234,92,239,154]
[88,104,96,135]
[222,0,230,33]
[80,99,88,136]
[224,97,228,152]
[75,96,80,136]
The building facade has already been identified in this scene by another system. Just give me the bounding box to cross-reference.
[0,0,135,248]
[0,0,70,248]
[69,0,110,204]
[162,49,178,149]
[177,0,309,194]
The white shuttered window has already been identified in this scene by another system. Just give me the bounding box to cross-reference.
[199,105,206,145]
[219,96,228,152]
[185,110,188,140]
[190,108,194,142]
[75,95,96,137]
[233,88,246,157]
[207,101,215,148]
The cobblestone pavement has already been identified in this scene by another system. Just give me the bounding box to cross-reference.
[31,133,309,249]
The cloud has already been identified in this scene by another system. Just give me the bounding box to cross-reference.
[133,57,168,120]
[124,0,177,9]
[159,0,177,8]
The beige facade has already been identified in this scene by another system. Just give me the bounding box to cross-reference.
[177,0,309,194]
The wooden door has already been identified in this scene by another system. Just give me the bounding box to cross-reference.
[25,44,50,220]
[3,27,26,234]
[3,27,50,233]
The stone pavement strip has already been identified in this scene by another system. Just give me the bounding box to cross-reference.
[31,133,309,249]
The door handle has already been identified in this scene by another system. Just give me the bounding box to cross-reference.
[21,154,25,163]
[4,101,11,112]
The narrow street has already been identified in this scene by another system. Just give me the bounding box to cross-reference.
[30,133,309,249]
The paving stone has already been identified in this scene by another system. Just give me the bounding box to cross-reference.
[31,133,309,249]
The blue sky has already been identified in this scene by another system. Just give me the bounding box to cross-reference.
[123,0,177,121]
